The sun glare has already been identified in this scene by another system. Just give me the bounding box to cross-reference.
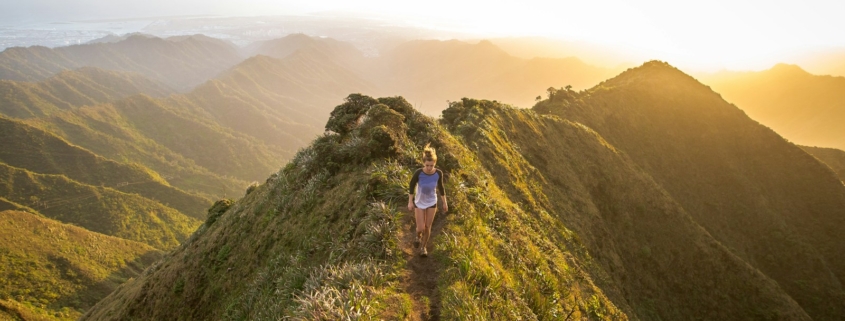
[241,0,845,72]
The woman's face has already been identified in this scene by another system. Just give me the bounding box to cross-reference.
[423,160,436,172]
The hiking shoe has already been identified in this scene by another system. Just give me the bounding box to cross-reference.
[414,234,421,249]
[420,247,428,257]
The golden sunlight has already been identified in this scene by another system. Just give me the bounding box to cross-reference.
[236,0,845,72]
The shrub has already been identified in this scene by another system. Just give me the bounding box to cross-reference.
[206,199,233,226]
[245,182,260,196]
[325,94,379,135]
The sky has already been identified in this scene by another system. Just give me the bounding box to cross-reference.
[2,0,844,71]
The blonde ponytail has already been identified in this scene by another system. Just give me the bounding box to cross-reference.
[422,143,437,163]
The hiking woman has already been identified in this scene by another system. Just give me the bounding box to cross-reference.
[407,143,448,257]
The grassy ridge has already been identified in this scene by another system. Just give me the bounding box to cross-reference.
[537,61,845,320]
[85,95,617,320]
[801,146,845,182]
[0,117,210,218]
[444,99,808,319]
[0,34,242,91]
[22,105,248,199]
[0,210,161,320]
[0,163,201,249]
[0,65,174,120]
[109,95,285,181]
[84,93,819,320]
[0,46,73,82]
[178,52,374,149]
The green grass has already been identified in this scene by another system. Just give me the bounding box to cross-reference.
[0,116,211,218]
[0,210,161,320]
[0,162,201,250]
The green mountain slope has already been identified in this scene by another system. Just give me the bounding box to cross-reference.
[0,117,210,218]
[537,61,845,320]
[0,210,161,320]
[801,146,845,182]
[0,163,201,249]
[103,94,284,181]
[0,67,173,119]
[0,46,75,81]
[84,94,821,320]
[3,45,374,197]
[0,34,242,91]
[179,52,376,147]
[698,64,845,150]
[443,98,810,319]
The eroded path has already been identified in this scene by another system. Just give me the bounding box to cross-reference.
[399,208,447,321]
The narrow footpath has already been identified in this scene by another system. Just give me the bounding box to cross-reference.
[398,207,446,321]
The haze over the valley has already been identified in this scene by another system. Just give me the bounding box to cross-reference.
[3,0,845,75]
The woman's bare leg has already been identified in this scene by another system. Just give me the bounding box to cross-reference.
[414,207,426,247]
[421,207,437,249]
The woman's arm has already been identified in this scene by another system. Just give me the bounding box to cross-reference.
[438,170,447,212]
[408,169,420,211]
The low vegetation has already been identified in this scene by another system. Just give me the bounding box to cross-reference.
[0,163,201,250]
[801,145,845,182]
[0,210,161,320]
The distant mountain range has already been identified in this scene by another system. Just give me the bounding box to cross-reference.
[698,64,845,150]
[0,34,241,91]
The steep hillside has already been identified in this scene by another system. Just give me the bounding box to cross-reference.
[0,46,75,81]
[102,95,284,181]
[0,210,161,320]
[537,61,845,320]
[0,163,201,249]
[443,99,813,319]
[0,67,173,119]
[3,44,375,195]
[0,34,242,91]
[0,197,33,213]
[801,146,845,182]
[379,39,615,114]
[176,52,375,150]
[0,117,210,218]
[84,94,819,320]
[698,64,845,150]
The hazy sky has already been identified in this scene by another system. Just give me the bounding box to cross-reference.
[3,0,844,70]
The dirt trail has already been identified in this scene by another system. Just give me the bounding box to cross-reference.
[399,207,447,321]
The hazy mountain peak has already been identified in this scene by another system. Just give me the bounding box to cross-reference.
[600,60,697,89]
[86,32,153,44]
[768,63,810,76]
[244,33,362,61]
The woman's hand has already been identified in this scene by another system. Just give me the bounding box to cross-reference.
[408,201,415,212]
[443,202,448,213]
